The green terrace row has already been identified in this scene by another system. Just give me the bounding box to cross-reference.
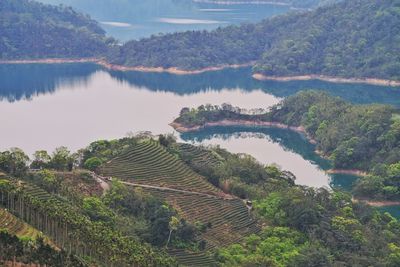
[136,186,260,248]
[0,208,41,239]
[177,143,222,167]
[101,141,220,194]
[168,249,216,267]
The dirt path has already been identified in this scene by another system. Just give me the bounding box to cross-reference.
[353,198,400,207]
[91,173,233,199]
[91,172,111,195]
[120,181,233,200]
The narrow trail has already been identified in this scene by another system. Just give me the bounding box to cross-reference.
[120,181,234,200]
[90,172,111,195]
[92,173,234,200]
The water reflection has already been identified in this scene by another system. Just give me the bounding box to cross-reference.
[0,63,100,102]
[1,63,399,217]
[37,0,289,41]
[2,64,397,106]
[97,67,400,106]
[180,126,359,189]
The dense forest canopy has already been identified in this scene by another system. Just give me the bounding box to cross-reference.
[1,0,399,81]
[108,0,400,81]
[0,0,110,59]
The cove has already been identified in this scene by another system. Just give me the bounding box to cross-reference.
[179,125,360,189]
[0,63,400,220]
[0,63,399,217]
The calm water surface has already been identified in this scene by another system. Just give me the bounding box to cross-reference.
[38,0,290,41]
[1,63,400,216]
[3,1,399,217]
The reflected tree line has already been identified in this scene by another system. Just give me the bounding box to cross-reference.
[0,64,399,107]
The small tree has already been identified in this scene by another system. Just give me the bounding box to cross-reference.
[0,148,29,177]
[166,216,180,248]
[50,147,75,171]
[84,157,103,171]
[31,150,51,169]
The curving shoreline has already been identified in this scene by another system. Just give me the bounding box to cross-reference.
[169,119,317,143]
[0,58,254,75]
[353,198,400,207]
[0,58,99,65]
[253,73,400,87]
[170,120,373,176]
[326,169,368,177]
[96,60,255,75]
[193,0,290,6]
[1,58,399,86]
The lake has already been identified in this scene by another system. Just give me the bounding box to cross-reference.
[37,0,291,41]
[1,63,399,191]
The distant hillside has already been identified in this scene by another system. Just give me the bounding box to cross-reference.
[254,0,400,81]
[108,0,400,81]
[0,0,109,59]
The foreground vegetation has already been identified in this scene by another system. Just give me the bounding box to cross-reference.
[1,134,400,266]
[174,91,400,200]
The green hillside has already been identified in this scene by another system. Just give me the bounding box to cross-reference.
[109,0,400,81]
[100,140,222,195]
[0,0,110,59]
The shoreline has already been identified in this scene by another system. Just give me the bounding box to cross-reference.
[96,60,255,75]
[353,198,400,207]
[252,73,400,87]
[0,58,254,75]
[326,169,368,177]
[192,0,290,6]
[169,119,317,143]
[170,119,373,177]
[0,58,399,86]
[0,58,99,65]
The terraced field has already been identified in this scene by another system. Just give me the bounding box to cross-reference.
[0,208,42,239]
[177,143,222,169]
[101,141,223,196]
[101,140,261,265]
[168,249,216,267]
[132,186,260,250]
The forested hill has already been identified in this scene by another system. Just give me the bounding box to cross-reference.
[0,0,110,59]
[108,0,400,81]
[254,0,400,80]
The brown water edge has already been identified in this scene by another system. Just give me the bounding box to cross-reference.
[353,198,400,207]
[0,58,254,75]
[326,169,368,177]
[2,58,400,87]
[253,73,400,87]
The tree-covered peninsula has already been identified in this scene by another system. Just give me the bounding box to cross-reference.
[108,0,399,81]
[0,0,111,59]
[172,91,400,200]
